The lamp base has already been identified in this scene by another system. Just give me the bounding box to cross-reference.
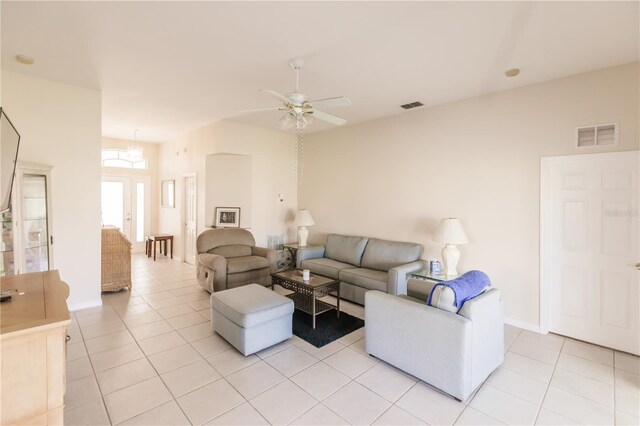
[441,244,461,276]
[298,227,309,247]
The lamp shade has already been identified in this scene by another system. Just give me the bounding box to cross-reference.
[295,209,315,227]
[434,218,469,245]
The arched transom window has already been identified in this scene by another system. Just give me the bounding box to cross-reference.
[102,149,147,169]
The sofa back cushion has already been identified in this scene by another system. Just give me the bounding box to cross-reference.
[197,228,256,254]
[209,244,252,258]
[361,238,422,272]
[325,234,369,267]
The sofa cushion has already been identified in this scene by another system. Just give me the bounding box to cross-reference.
[197,228,256,253]
[300,257,354,279]
[209,244,252,258]
[325,234,369,267]
[227,256,269,274]
[361,238,422,272]
[211,284,294,328]
[339,268,388,292]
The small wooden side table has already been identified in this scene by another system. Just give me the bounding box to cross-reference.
[147,234,174,261]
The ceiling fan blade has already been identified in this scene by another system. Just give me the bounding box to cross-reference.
[308,96,352,109]
[310,109,347,126]
[261,89,296,106]
[237,107,286,114]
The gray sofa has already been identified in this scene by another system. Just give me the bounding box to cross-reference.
[196,228,277,293]
[365,278,504,401]
[296,234,426,304]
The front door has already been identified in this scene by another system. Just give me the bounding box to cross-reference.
[183,175,197,265]
[543,151,639,354]
[101,175,150,252]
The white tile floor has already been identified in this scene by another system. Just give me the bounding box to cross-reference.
[65,254,640,425]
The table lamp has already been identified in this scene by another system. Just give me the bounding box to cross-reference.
[434,218,469,276]
[295,209,315,247]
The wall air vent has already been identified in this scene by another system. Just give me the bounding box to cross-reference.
[400,101,424,110]
[576,123,618,148]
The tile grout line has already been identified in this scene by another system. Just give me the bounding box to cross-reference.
[613,350,617,426]
[68,309,116,426]
[368,378,421,425]
[109,268,197,425]
[531,335,566,425]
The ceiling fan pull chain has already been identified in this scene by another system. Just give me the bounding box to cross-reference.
[294,132,299,183]
[300,130,304,184]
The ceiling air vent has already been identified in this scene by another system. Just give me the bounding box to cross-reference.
[576,123,618,148]
[400,101,424,110]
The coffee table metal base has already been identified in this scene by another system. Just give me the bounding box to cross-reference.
[271,275,340,329]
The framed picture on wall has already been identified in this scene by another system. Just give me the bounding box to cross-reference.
[215,207,241,228]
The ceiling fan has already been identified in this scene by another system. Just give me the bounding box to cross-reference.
[240,58,351,130]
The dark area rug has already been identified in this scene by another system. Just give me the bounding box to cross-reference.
[292,309,364,348]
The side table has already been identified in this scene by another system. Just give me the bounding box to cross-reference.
[147,234,174,261]
[283,243,299,270]
[408,269,458,301]
[410,269,458,283]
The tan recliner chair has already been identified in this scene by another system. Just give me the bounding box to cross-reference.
[196,228,277,293]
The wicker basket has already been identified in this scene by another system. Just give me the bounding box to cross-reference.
[101,226,132,292]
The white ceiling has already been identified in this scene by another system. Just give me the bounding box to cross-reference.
[2,1,638,142]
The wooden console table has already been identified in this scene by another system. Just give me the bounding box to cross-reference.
[1,270,70,425]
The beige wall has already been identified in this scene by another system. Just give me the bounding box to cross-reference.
[205,154,252,228]
[299,62,640,329]
[101,137,160,238]
[158,120,298,260]
[1,71,102,310]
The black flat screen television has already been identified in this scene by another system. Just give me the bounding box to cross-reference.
[0,108,21,213]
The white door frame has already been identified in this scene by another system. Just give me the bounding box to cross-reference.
[539,150,639,335]
[181,173,197,264]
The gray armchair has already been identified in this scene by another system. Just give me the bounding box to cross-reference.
[365,279,504,401]
[196,228,276,293]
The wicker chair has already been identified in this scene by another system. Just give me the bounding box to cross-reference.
[101,226,132,292]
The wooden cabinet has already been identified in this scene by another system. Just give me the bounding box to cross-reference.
[0,271,70,425]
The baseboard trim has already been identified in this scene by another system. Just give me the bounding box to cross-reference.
[68,299,103,311]
[504,317,541,334]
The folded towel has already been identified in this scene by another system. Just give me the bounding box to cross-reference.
[427,270,491,308]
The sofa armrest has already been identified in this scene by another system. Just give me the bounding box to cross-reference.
[197,253,227,292]
[458,288,504,388]
[252,246,277,273]
[365,291,473,400]
[388,260,428,295]
[296,245,325,269]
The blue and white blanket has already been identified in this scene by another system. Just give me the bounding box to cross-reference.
[427,270,491,308]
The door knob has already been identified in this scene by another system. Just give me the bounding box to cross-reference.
[636,263,640,270]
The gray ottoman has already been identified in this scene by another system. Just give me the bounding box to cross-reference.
[211,284,294,356]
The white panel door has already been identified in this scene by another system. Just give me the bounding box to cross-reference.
[183,175,197,265]
[545,151,639,354]
[102,175,150,253]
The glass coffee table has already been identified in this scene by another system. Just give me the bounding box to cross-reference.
[271,269,340,329]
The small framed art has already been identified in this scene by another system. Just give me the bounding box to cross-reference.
[215,207,240,228]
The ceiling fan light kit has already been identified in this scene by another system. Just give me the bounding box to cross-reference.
[241,57,352,129]
[240,58,352,185]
